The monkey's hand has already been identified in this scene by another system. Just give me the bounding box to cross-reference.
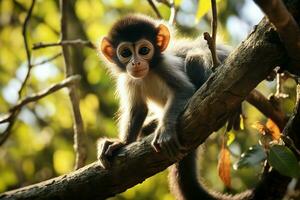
[97,138,125,169]
[151,124,184,160]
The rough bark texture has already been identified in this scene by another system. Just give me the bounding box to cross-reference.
[1,0,300,198]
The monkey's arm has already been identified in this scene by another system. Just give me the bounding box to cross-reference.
[152,60,195,158]
[98,81,148,168]
[119,103,148,143]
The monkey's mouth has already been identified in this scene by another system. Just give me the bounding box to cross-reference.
[132,68,148,76]
[133,68,146,73]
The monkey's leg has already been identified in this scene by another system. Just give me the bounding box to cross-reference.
[184,52,212,90]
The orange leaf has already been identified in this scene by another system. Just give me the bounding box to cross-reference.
[266,119,281,141]
[252,121,268,135]
[218,145,231,188]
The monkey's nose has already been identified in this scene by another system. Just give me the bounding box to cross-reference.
[132,62,141,66]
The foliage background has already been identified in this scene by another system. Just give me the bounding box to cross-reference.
[0,0,296,199]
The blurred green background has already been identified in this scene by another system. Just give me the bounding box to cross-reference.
[0,0,296,199]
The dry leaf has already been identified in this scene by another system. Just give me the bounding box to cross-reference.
[266,119,281,141]
[218,144,231,188]
[252,121,268,135]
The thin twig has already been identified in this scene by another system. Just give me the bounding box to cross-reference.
[275,73,289,99]
[282,84,300,153]
[18,0,36,97]
[147,0,162,19]
[60,0,87,169]
[0,0,36,146]
[32,53,62,67]
[12,0,59,35]
[211,0,218,51]
[32,39,96,50]
[156,0,172,7]
[0,75,80,124]
[0,75,81,145]
[203,0,220,71]
[155,0,177,24]
[12,76,81,113]
[0,114,18,146]
[168,0,177,25]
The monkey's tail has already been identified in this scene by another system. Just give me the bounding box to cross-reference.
[168,150,252,200]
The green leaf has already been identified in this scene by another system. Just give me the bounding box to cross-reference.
[195,0,211,23]
[267,145,300,178]
[240,115,244,130]
[195,0,221,23]
[234,145,266,170]
[226,131,235,146]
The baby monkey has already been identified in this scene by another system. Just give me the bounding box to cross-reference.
[97,14,228,168]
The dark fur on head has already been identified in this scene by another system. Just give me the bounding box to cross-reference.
[107,14,163,69]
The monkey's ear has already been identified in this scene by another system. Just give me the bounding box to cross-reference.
[156,24,170,52]
[101,37,115,63]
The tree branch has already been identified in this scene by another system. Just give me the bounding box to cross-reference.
[18,0,36,97]
[60,0,87,170]
[12,0,59,35]
[0,75,81,146]
[147,0,162,19]
[32,39,96,50]
[254,0,300,73]
[0,16,290,200]
[168,0,177,25]
[0,0,36,146]
[246,89,287,130]
[32,53,62,67]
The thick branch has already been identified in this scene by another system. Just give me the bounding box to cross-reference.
[0,17,288,200]
[254,0,300,72]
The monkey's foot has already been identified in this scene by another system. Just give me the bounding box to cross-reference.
[97,138,125,169]
[151,127,187,161]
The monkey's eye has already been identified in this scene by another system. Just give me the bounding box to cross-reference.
[139,47,150,55]
[120,48,132,58]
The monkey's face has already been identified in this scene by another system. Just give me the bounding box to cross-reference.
[117,39,154,79]
[100,16,170,79]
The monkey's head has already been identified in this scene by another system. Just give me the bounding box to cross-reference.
[100,15,170,79]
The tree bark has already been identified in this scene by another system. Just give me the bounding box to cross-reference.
[1,1,300,199]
